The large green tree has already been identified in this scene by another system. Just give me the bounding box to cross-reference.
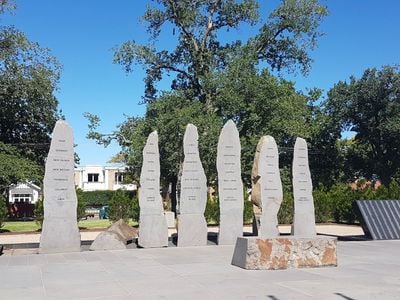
[0,3,61,195]
[0,27,61,165]
[114,0,328,106]
[324,66,400,185]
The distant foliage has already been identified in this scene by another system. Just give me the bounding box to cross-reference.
[0,195,7,228]
[34,198,44,229]
[108,190,134,223]
[77,190,136,207]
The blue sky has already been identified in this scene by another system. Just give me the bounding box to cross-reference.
[2,0,399,165]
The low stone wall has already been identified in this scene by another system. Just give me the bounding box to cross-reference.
[232,236,337,270]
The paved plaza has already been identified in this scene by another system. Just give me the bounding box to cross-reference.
[0,237,399,300]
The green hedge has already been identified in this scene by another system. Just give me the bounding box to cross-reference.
[76,189,136,207]
[204,196,254,225]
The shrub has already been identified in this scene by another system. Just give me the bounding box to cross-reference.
[131,197,140,223]
[34,198,44,229]
[76,190,87,220]
[243,200,253,224]
[77,190,136,207]
[278,191,294,224]
[0,195,7,229]
[108,189,133,222]
[205,197,219,224]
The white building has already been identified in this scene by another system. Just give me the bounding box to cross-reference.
[8,182,41,204]
[74,164,136,192]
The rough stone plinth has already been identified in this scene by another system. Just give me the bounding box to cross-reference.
[178,124,207,247]
[138,131,168,248]
[89,231,127,251]
[232,236,337,270]
[293,137,316,236]
[217,120,243,245]
[39,120,81,254]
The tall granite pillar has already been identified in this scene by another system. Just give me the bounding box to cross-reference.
[258,136,283,238]
[177,124,207,247]
[217,120,244,245]
[138,131,168,248]
[39,120,81,254]
[292,137,316,236]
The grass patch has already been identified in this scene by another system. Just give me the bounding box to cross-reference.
[1,221,41,233]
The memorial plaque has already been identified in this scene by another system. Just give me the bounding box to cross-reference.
[356,200,400,240]
[258,136,283,238]
[178,124,207,247]
[217,120,244,245]
[138,131,168,248]
[292,137,316,236]
[39,120,81,253]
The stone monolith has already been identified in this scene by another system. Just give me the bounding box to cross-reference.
[292,137,316,236]
[178,124,207,247]
[39,120,81,253]
[138,131,168,248]
[217,120,243,245]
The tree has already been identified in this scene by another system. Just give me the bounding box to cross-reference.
[0,27,61,165]
[0,194,7,229]
[0,142,42,196]
[114,0,328,106]
[108,190,133,222]
[324,66,400,184]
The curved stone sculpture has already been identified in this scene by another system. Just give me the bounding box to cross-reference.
[258,136,283,238]
[39,120,81,254]
[178,124,207,247]
[217,120,244,245]
[292,137,316,236]
[138,131,168,248]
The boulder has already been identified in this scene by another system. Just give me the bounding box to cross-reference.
[89,231,127,251]
[108,219,138,242]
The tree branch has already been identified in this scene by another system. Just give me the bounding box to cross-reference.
[202,0,219,49]
[256,24,290,56]
[167,0,199,52]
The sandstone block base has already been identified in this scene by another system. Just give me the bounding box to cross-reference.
[232,236,337,270]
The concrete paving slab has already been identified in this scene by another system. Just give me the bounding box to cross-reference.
[0,240,399,299]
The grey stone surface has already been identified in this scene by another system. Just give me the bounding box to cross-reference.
[164,211,176,228]
[39,120,81,254]
[89,231,127,251]
[259,135,283,238]
[177,214,208,247]
[178,124,207,247]
[251,136,283,238]
[217,120,244,245]
[293,137,316,236]
[1,240,400,299]
[138,131,168,248]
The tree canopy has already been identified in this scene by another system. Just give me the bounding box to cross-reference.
[324,66,400,185]
[113,0,328,106]
[0,3,61,194]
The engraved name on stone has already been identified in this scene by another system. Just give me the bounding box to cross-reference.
[217,120,244,245]
[138,131,168,248]
[292,137,316,236]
